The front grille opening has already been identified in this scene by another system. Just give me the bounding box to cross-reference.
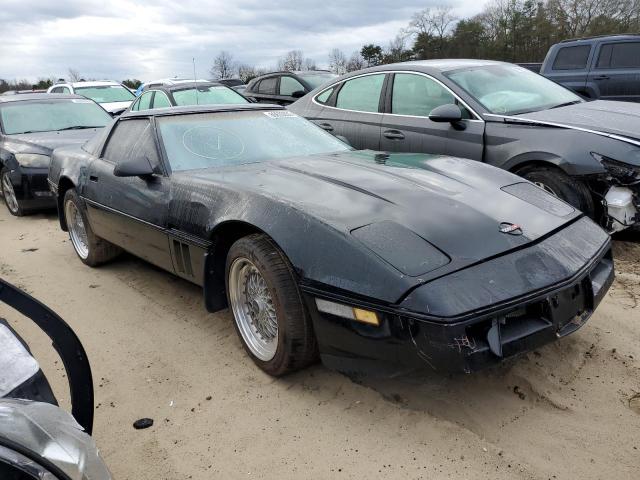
[465,301,551,355]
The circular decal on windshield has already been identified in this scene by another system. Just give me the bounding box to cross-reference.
[182,126,245,161]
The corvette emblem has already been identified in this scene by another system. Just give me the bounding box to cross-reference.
[499,222,523,235]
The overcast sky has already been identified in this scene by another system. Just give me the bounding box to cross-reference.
[0,0,490,82]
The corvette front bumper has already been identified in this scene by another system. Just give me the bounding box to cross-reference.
[302,217,614,375]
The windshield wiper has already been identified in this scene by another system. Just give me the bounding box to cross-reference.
[57,125,103,131]
[549,100,582,110]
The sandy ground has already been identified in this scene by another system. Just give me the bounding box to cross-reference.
[0,206,639,480]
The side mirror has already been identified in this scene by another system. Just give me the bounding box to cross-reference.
[291,90,306,98]
[113,156,155,177]
[428,104,463,123]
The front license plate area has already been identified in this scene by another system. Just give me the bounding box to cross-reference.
[549,280,591,335]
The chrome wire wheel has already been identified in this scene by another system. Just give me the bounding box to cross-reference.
[228,257,278,361]
[534,181,559,197]
[65,199,89,260]
[2,172,19,214]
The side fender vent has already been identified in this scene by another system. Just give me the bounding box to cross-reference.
[173,240,194,277]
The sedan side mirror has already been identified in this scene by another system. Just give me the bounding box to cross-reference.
[291,90,306,98]
[113,156,155,177]
[429,104,463,123]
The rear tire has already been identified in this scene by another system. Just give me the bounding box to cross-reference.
[517,165,595,217]
[225,234,317,376]
[63,189,121,266]
[1,167,24,216]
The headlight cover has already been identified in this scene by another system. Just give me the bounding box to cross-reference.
[14,153,50,168]
[592,152,640,184]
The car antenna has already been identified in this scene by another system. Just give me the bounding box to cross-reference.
[193,57,199,105]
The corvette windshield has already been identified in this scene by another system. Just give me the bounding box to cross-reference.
[157,110,351,171]
[75,85,135,103]
[0,99,112,134]
[445,64,582,115]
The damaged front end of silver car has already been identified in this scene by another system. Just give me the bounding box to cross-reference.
[0,278,112,480]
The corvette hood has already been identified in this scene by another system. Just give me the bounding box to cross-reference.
[182,151,584,275]
[514,100,640,143]
[6,129,102,155]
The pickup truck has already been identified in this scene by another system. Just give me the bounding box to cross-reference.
[540,34,640,102]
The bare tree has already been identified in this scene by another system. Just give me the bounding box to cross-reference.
[346,52,365,72]
[328,48,347,74]
[303,58,317,71]
[278,50,304,71]
[210,51,236,79]
[67,68,82,82]
[408,6,458,39]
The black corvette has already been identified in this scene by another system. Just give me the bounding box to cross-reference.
[48,104,614,376]
[0,94,112,216]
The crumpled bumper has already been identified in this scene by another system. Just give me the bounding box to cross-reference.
[303,217,614,375]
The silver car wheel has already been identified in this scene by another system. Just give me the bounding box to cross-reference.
[65,198,89,260]
[228,257,278,361]
[2,172,19,214]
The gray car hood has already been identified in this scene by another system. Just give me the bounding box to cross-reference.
[514,100,640,142]
[5,128,102,155]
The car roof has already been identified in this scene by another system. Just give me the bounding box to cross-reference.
[364,59,509,74]
[145,78,209,87]
[0,93,89,103]
[120,103,284,119]
[559,34,640,44]
[149,81,224,92]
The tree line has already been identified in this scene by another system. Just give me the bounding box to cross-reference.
[208,0,640,79]
[2,0,637,92]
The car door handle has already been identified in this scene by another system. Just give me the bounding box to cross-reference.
[593,75,610,80]
[383,130,405,140]
[318,123,334,132]
[89,175,99,182]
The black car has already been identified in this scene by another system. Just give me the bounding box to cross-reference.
[289,60,640,233]
[48,104,613,376]
[130,81,249,111]
[245,70,337,105]
[0,94,112,216]
[540,34,640,102]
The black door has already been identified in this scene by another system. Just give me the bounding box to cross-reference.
[83,118,174,271]
[379,72,484,160]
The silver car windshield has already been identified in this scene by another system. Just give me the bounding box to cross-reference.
[445,64,582,115]
[157,110,351,171]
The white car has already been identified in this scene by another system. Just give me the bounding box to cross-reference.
[48,80,134,114]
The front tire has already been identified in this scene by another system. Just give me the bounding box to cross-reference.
[63,189,121,266]
[517,165,595,217]
[1,167,24,216]
[225,234,317,376]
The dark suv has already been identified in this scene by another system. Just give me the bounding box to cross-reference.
[245,71,337,105]
[540,34,640,102]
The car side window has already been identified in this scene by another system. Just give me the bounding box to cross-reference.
[62,87,71,94]
[102,119,160,169]
[51,87,63,93]
[315,87,335,104]
[552,45,591,70]
[335,74,385,112]
[257,77,277,94]
[153,92,171,108]
[391,73,471,119]
[596,42,640,69]
[280,76,305,96]
[136,91,154,111]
